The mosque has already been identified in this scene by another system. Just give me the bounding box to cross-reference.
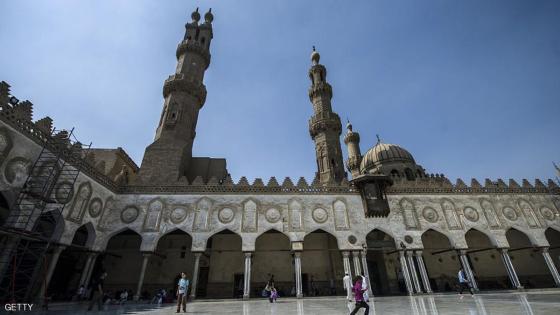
[0,8,559,303]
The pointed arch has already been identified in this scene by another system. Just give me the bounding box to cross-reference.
[422,227,457,248]
[153,227,192,249]
[505,227,539,247]
[72,222,96,248]
[464,227,499,247]
[255,227,292,242]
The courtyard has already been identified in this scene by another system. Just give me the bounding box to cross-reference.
[23,291,560,314]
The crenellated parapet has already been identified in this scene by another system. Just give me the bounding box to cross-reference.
[176,39,211,69]
[119,175,356,194]
[162,73,207,105]
[388,174,560,194]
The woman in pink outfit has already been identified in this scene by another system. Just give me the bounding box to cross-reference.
[350,276,369,315]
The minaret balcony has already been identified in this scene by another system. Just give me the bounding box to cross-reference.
[308,112,341,137]
[176,40,211,69]
[163,74,207,106]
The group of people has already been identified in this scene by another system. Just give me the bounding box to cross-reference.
[263,275,279,303]
[84,270,191,313]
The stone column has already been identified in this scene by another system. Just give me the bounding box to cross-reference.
[83,252,99,289]
[540,247,560,287]
[134,252,151,301]
[415,250,432,294]
[352,251,362,276]
[457,249,479,291]
[78,254,94,286]
[190,252,202,299]
[360,250,373,296]
[37,245,66,300]
[294,251,303,298]
[500,248,523,289]
[243,252,252,300]
[406,250,422,293]
[342,251,352,279]
[398,250,414,295]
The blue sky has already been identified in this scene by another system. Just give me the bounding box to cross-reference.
[1,0,559,183]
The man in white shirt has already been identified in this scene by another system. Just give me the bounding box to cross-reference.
[343,273,352,301]
[457,268,474,295]
[176,272,189,313]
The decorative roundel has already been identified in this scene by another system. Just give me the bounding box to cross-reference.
[265,208,281,223]
[4,157,30,185]
[540,207,556,221]
[464,207,479,222]
[422,207,439,223]
[312,208,328,223]
[502,207,518,221]
[121,206,139,223]
[88,198,103,218]
[55,181,74,204]
[170,207,188,223]
[218,207,235,224]
[348,235,357,245]
[404,235,414,244]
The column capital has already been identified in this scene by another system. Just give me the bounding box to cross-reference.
[405,250,415,257]
[498,248,510,254]
[456,249,468,255]
[414,250,423,256]
[141,251,154,258]
[361,249,368,257]
[53,245,66,253]
[352,251,360,258]
[539,246,550,253]
[341,250,350,258]
[244,252,253,258]
[293,251,302,258]
[193,252,203,257]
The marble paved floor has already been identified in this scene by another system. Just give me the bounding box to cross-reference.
[126,291,560,315]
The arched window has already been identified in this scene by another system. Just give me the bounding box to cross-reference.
[404,168,414,181]
[390,169,400,177]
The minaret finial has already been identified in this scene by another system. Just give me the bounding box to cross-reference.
[311,46,320,65]
[191,7,201,23]
[205,8,214,23]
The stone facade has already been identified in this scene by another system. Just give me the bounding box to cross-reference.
[0,7,559,302]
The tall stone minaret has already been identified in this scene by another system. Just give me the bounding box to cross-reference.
[308,47,345,184]
[138,8,214,183]
[344,120,362,179]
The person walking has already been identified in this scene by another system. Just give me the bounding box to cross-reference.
[457,268,474,295]
[87,271,107,311]
[176,272,189,313]
[343,273,352,301]
[349,276,369,315]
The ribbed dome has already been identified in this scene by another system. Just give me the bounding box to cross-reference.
[360,142,415,173]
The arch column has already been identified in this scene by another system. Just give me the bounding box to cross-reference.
[294,251,303,298]
[83,252,99,289]
[37,245,66,301]
[78,253,94,287]
[134,252,152,301]
[540,247,560,287]
[352,251,362,276]
[499,248,523,289]
[243,252,253,300]
[342,251,352,279]
[457,249,478,291]
[415,250,432,294]
[190,252,202,299]
[360,249,373,296]
[398,250,414,295]
[406,250,422,293]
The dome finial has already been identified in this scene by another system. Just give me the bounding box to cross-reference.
[191,7,201,23]
[311,46,320,65]
[205,8,214,23]
[376,134,381,143]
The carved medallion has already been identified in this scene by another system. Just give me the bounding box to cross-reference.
[464,207,479,222]
[348,235,357,244]
[170,207,188,224]
[4,157,30,185]
[404,235,414,244]
[540,207,556,221]
[502,207,518,221]
[121,206,139,223]
[88,198,103,218]
[218,207,235,224]
[422,207,439,223]
[312,208,328,223]
[265,208,281,223]
[55,181,74,204]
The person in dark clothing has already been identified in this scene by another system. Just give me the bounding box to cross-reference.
[87,271,107,311]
